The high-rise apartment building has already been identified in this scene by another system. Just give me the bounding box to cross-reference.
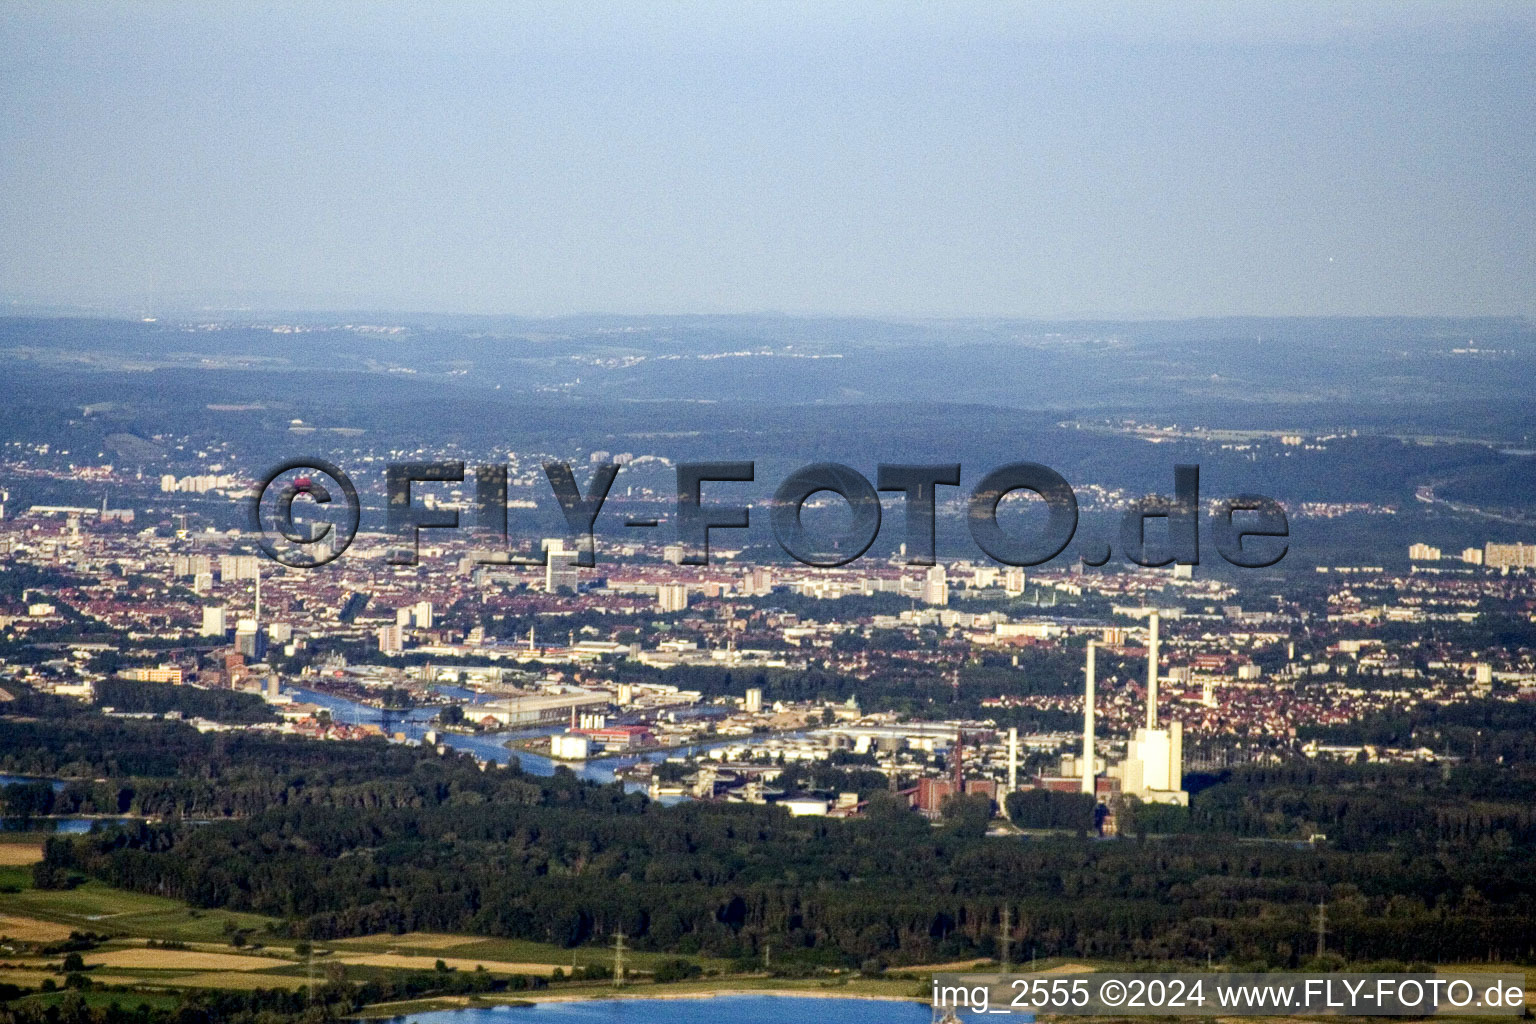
[657,583,688,613]
[377,624,403,653]
[201,605,227,637]
[921,565,949,606]
[1485,542,1535,569]
[543,538,580,593]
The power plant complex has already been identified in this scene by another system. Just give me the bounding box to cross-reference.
[1036,611,1188,808]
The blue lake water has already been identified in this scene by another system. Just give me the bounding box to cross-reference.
[0,774,92,832]
[290,688,602,778]
[0,818,108,833]
[400,995,932,1024]
[0,775,67,791]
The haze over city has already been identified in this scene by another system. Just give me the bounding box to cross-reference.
[2,1,1534,317]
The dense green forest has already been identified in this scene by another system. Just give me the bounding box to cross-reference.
[1124,760,1536,851]
[93,679,277,726]
[41,765,1536,967]
[1004,789,1097,832]
[9,685,1534,973]
[1298,700,1536,762]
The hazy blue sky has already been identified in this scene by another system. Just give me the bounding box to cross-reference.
[2,2,1532,317]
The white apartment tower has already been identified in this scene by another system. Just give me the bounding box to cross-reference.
[657,583,688,613]
[201,605,227,637]
[921,565,949,606]
[543,538,580,593]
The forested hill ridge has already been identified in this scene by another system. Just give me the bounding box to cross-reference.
[11,690,1536,970]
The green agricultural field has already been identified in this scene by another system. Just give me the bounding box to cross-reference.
[0,855,735,1011]
[0,878,276,944]
[418,935,732,974]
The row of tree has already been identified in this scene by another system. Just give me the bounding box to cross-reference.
[12,684,1536,970]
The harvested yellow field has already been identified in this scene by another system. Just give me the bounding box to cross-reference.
[89,949,286,972]
[0,914,74,941]
[0,845,42,866]
[336,952,559,975]
[901,958,991,973]
[332,931,481,951]
[903,958,1092,974]
[169,971,309,990]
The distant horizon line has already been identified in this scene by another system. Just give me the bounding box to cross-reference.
[2,300,1531,326]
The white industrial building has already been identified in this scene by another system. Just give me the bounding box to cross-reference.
[477,689,609,727]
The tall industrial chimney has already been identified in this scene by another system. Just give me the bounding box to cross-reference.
[1146,611,1160,729]
[952,727,964,796]
[1008,726,1018,795]
[1081,641,1096,796]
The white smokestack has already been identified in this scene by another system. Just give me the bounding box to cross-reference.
[1082,641,1096,796]
[1008,726,1018,796]
[1146,611,1160,729]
